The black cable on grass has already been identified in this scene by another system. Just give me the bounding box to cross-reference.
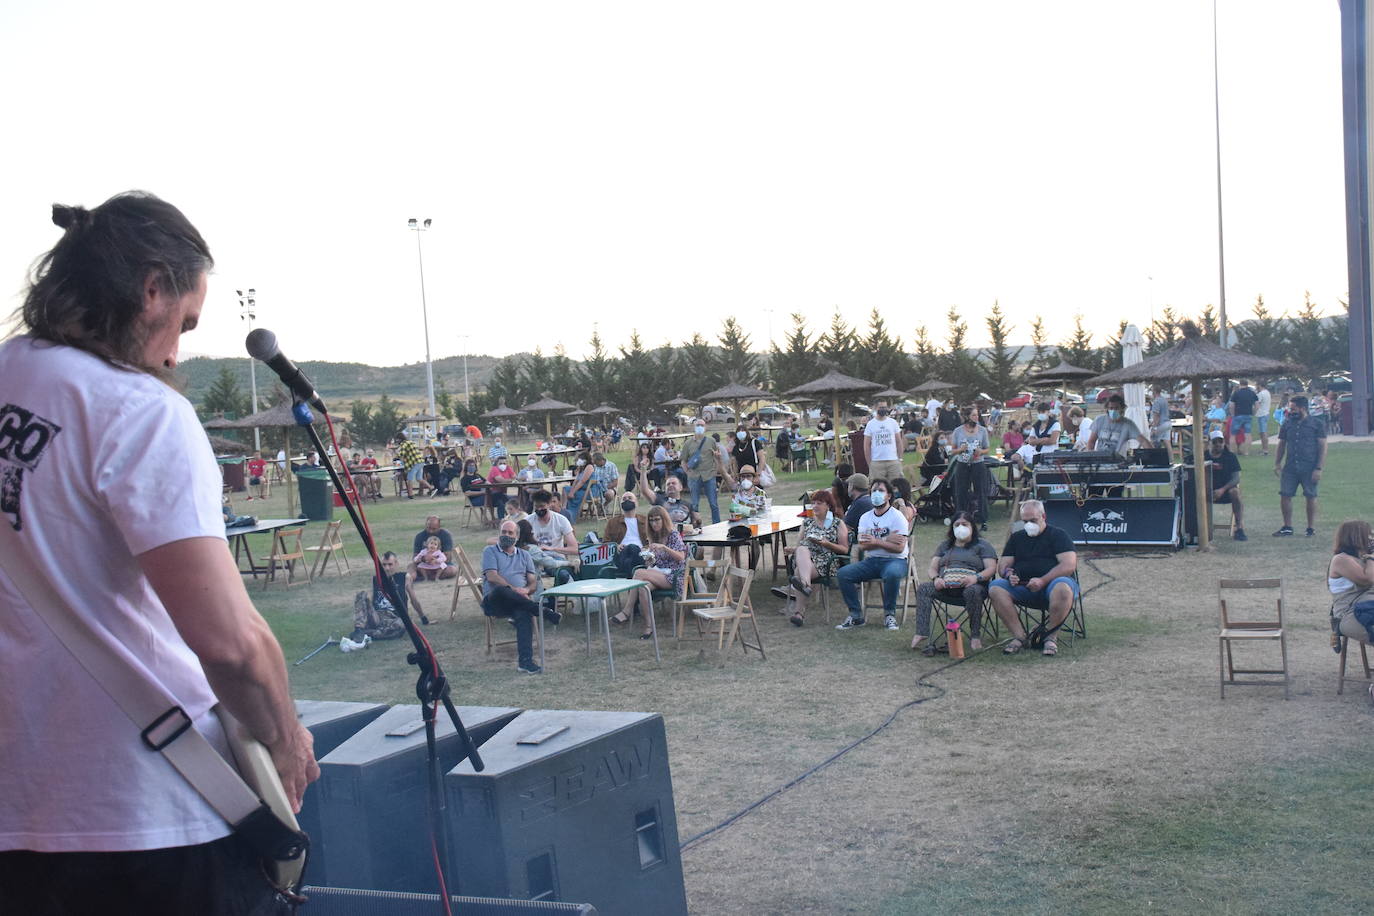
[679,552,1138,853]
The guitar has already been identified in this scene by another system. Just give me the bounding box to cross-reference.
[219,708,310,894]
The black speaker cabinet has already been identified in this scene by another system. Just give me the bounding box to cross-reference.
[299,885,596,914]
[317,703,522,893]
[294,700,389,888]
[445,710,687,916]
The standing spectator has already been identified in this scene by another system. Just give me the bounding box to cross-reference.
[730,423,765,474]
[481,520,550,674]
[936,398,961,433]
[924,394,944,421]
[1255,381,1273,456]
[948,407,992,529]
[1325,389,1343,435]
[395,430,426,498]
[1273,395,1328,538]
[683,421,728,524]
[864,403,904,483]
[1228,379,1259,456]
[836,478,910,631]
[1150,385,1172,454]
[1206,430,1247,540]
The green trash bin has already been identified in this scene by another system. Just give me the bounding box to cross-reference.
[297,468,335,521]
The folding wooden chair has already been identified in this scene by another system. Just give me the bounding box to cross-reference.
[1337,626,1372,696]
[1218,578,1289,699]
[684,566,764,660]
[304,519,351,581]
[675,560,750,640]
[446,544,486,623]
[262,527,307,588]
[461,496,483,529]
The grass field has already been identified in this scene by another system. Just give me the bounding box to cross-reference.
[239,438,1374,914]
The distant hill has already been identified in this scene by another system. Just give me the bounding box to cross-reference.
[179,353,508,409]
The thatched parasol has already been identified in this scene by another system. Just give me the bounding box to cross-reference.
[480,402,524,418]
[405,413,443,424]
[910,379,956,394]
[785,369,884,463]
[1027,359,1099,400]
[203,415,238,430]
[1088,321,1293,551]
[220,402,320,518]
[207,434,248,455]
[873,385,908,402]
[698,382,773,429]
[663,394,699,407]
[521,393,578,439]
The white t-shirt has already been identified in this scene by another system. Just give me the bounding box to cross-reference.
[620,517,643,547]
[857,506,910,559]
[0,338,231,852]
[863,416,902,462]
[1256,387,1272,419]
[925,397,943,417]
[530,509,573,549]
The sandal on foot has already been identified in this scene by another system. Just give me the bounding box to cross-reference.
[638,631,654,640]
[789,575,813,597]
[610,612,630,626]
[1042,639,1058,657]
[1003,638,1026,655]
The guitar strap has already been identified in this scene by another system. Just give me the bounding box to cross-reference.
[0,529,278,844]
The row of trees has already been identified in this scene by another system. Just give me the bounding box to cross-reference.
[199,295,1352,439]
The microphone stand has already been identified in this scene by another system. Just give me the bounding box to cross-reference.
[290,398,481,903]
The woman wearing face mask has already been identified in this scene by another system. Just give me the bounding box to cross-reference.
[732,465,767,513]
[948,408,992,528]
[890,477,917,525]
[911,511,997,654]
[730,423,764,475]
[487,453,516,517]
[777,489,849,626]
[459,459,487,514]
[616,505,688,638]
[563,452,595,522]
[1026,403,1061,453]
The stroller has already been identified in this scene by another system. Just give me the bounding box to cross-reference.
[914,473,956,523]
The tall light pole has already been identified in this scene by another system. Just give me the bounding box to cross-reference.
[1212,0,1229,349]
[236,288,260,451]
[458,334,471,408]
[407,218,437,428]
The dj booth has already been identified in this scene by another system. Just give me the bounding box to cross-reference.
[1031,450,1184,548]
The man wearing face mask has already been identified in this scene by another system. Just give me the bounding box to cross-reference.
[1205,430,1247,540]
[990,500,1078,656]
[836,478,911,630]
[683,421,729,524]
[1087,393,1151,456]
[517,456,545,482]
[1272,395,1327,537]
[487,436,508,463]
[603,490,646,548]
[865,403,904,484]
[481,520,546,674]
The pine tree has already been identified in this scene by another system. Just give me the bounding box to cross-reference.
[818,308,859,375]
[1056,315,1097,371]
[519,349,554,404]
[1028,316,1055,374]
[434,380,454,420]
[577,330,618,408]
[201,366,250,419]
[678,333,716,399]
[861,308,911,389]
[1232,295,1288,361]
[770,312,820,397]
[978,302,1023,400]
[911,325,940,383]
[1197,303,1219,339]
[547,345,577,404]
[486,355,525,408]
[1287,291,1334,384]
[715,317,759,384]
[941,306,981,398]
[1147,307,1180,356]
[615,332,657,419]
[1099,320,1130,373]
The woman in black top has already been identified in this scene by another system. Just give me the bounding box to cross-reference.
[459,460,486,507]
[918,435,950,486]
[730,423,764,474]
[830,462,854,513]
[937,399,962,432]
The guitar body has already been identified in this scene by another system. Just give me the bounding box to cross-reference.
[218,707,309,893]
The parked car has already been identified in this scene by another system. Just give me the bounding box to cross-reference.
[701,403,736,423]
[1004,392,1035,409]
[747,404,800,424]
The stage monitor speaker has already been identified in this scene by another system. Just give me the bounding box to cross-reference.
[317,703,523,894]
[294,700,389,888]
[299,885,596,914]
[1180,465,1214,544]
[445,710,687,916]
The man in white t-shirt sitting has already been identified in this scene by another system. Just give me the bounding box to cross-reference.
[530,489,579,610]
[836,478,911,631]
[0,192,317,911]
[864,404,904,484]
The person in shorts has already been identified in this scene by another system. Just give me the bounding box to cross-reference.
[989,499,1079,657]
[1273,395,1327,538]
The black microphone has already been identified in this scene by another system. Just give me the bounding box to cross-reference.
[245,328,328,414]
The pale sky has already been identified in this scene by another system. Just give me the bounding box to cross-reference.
[0,1,1350,367]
